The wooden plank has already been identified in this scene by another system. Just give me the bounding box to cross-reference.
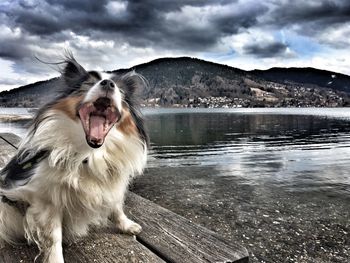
[0,134,18,169]
[63,227,164,263]
[0,133,21,149]
[0,243,38,263]
[0,229,165,263]
[125,192,249,263]
[0,133,164,263]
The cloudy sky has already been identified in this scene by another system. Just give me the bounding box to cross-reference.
[1,0,350,91]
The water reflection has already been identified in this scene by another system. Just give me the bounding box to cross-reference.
[146,112,350,195]
[0,119,29,137]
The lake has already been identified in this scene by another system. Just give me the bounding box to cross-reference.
[138,108,350,263]
[1,107,350,262]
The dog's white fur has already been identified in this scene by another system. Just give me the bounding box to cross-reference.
[0,109,147,261]
[0,66,147,262]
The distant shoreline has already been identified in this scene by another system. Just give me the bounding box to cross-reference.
[0,114,32,121]
[1,107,350,123]
[0,105,349,109]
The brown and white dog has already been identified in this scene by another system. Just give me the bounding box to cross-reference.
[0,55,148,262]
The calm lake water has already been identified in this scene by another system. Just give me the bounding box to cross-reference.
[143,108,350,194]
[1,107,350,262]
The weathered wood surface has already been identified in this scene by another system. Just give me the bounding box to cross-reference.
[63,227,165,263]
[0,133,249,263]
[0,133,18,168]
[0,234,165,263]
[0,133,22,148]
[0,232,165,263]
[126,193,249,263]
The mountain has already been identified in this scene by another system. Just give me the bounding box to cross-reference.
[252,67,350,93]
[1,57,350,108]
[0,78,60,107]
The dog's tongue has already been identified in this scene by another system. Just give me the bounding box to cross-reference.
[89,116,105,141]
[79,101,121,148]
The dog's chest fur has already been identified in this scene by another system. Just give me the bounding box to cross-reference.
[23,127,147,237]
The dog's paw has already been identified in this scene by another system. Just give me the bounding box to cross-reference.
[116,218,142,235]
[125,222,142,235]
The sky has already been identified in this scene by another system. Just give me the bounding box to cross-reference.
[1,0,350,92]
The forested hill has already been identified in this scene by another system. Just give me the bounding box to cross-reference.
[1,57,350,108]
[252,67,350,93]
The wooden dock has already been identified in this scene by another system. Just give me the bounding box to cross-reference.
[0,133,249,263]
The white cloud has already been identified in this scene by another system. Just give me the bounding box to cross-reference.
[165,4,221,30]
[219,29,276,55]
[318,22,350,48]
[214,45,350,76]
[0,25,22,40]
[0,58,57,92]
[105,1,128,15]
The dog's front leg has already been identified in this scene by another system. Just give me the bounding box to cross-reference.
[111,201,142,235]
[24,203,64,263]
[110,182,142,235]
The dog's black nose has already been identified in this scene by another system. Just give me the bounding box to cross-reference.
[100,79,115,91]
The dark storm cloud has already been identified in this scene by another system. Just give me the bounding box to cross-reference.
[213,5,267,34]
[2,0,266,54]
[270,0,350,24]
[0,41,30,60]
[243,42,289,58]
[46,0,109,12]
[267,0,350,35]
[1,0,350,78]
[6,1,199,36]
[14,11,63,35]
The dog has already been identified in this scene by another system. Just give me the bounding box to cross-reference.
[0,54,148,262]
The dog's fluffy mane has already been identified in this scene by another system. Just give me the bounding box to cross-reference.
[3,54,148,187]
[0,55,149,260]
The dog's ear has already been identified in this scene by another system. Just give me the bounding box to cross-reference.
[117,71,147,97]
[62,56,87,87]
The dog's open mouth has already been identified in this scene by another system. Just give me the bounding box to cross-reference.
[78,97,121,148]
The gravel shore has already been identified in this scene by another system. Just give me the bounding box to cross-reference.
[131,166,350,263]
